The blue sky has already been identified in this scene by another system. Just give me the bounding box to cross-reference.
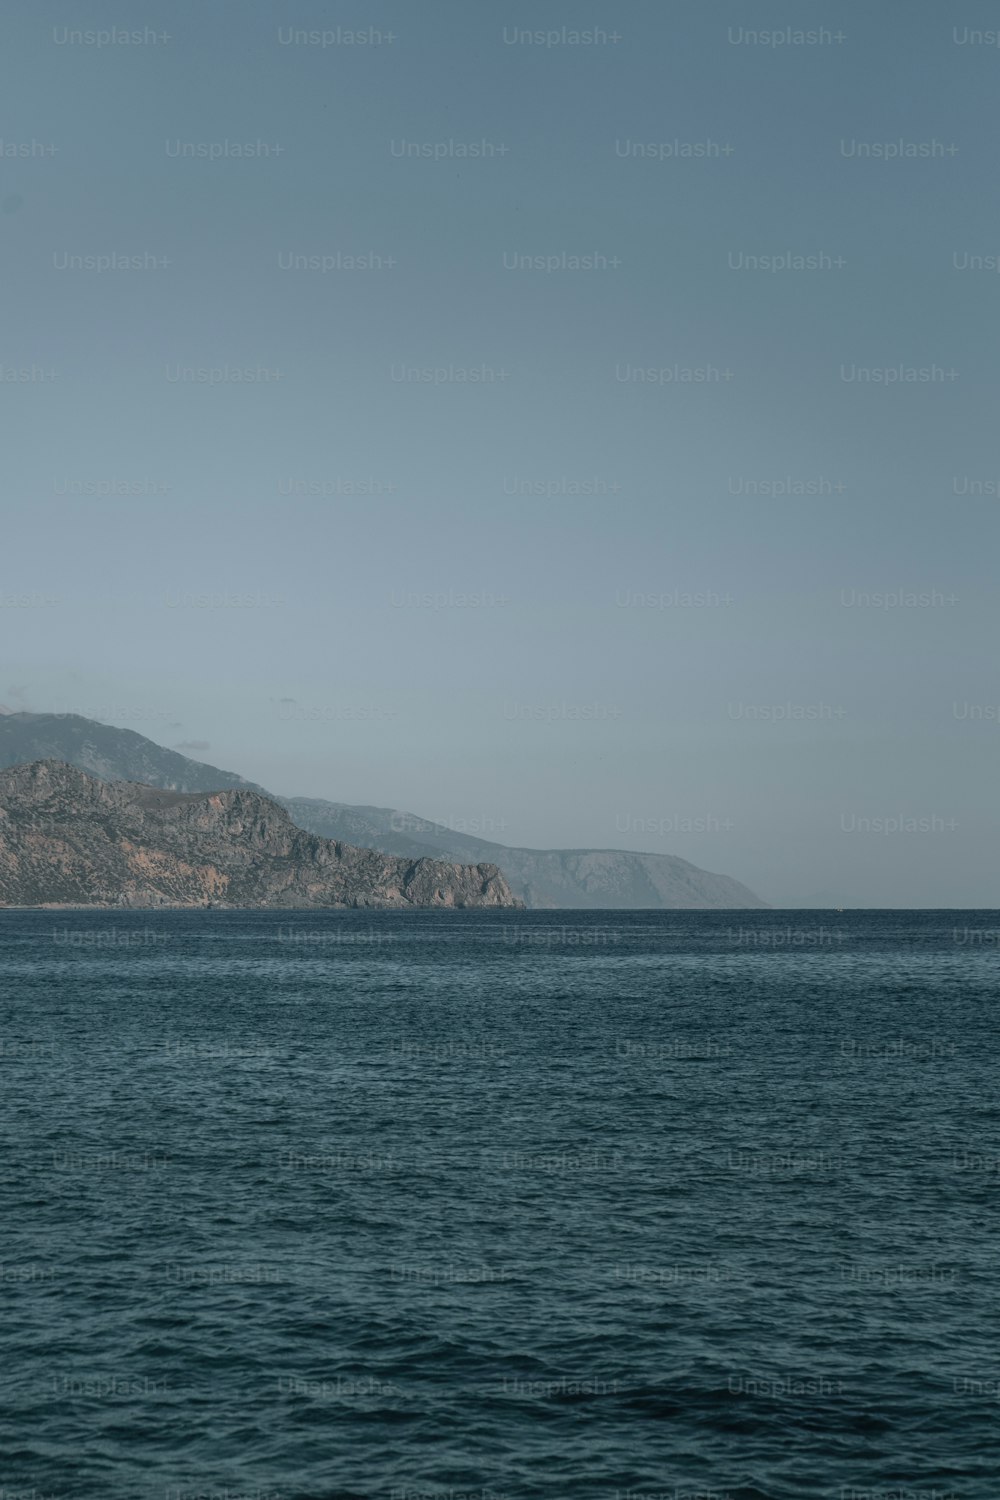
[3,0,998,905]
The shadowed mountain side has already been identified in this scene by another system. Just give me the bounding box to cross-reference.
[0,761,521,909]
[0,713,269,795]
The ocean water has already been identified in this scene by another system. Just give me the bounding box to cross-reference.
[1,908,998,1500]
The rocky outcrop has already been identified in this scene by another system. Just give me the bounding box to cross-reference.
[0,761,522,909]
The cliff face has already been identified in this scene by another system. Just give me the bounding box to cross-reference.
[0,761,522,909]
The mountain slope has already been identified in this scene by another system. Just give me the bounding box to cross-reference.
[0,760,520,909]
[0,715,767,908]
[0,713,268,795]
[282,798,767,909]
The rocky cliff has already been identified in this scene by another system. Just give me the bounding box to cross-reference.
[0,761,522,909]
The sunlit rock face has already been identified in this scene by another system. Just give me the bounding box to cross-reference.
[0,761,522,909]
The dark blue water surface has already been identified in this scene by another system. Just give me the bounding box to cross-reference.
[1,908,999,1500]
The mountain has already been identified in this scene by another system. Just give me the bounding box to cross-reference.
[0,761,521,909]
[281,799,766,910]
[0,714,767,908]
[0,713,268,795]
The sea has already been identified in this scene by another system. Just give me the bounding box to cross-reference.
[1,908,998,1500]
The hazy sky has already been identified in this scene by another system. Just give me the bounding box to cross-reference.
[4,0,998,906]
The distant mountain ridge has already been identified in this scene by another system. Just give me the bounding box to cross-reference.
[0,714,767,909]
[0,713,269,796]
[0,760,520,909]
[280,798,767,910]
